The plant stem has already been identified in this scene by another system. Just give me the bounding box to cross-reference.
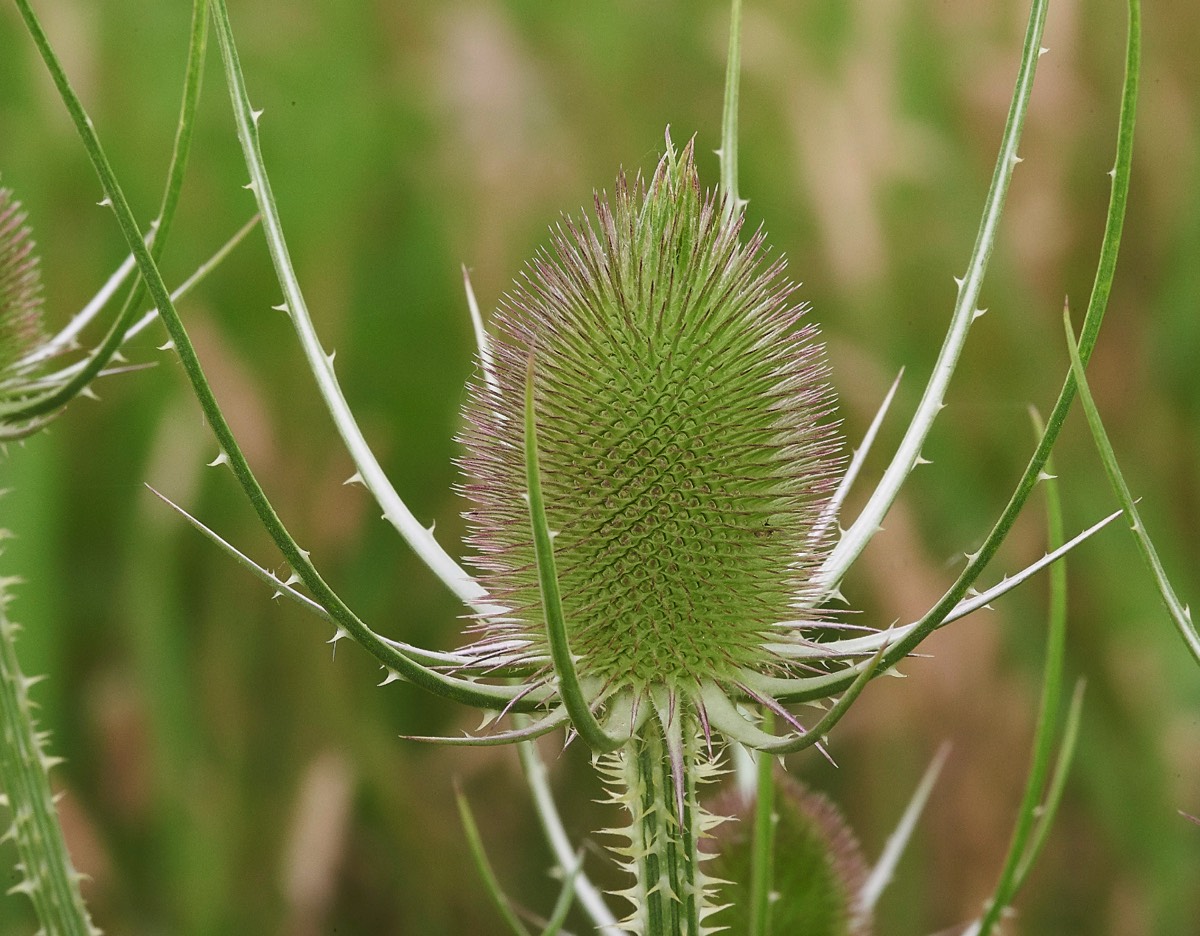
[0,579,98,936]
[613,718,711,936]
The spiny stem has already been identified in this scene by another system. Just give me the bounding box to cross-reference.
[0,579,99,936]
[612,717,716,936]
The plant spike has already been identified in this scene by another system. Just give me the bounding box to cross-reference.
[207,0,493,614]
[1063,307,1200,666]
[817,0,1050,599]
[859,743,950,915]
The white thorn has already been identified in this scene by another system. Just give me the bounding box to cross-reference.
[972,308,988,320]
[1108,167,1118,179]
[207,451,230,468]
[965,550,982,564]
[97,196,112,208]
[953,275,965,289]
[426,520,436,535]
[1037,470,1057,482]
[1010,153,1024,165]
[284,572,301,587]
[272,302,290,314]
[1038,46,1050,57]
[157,339,176,352]
[80,386,100,401]
[326,350,337,367]
[378,669,402,687]
[914,455,932,466]
[243,180,257,193]
[271,590,283,600]
[343,472,365,487]
[327,627,349,644]
[251,107,264,126]
[297,548,311,562]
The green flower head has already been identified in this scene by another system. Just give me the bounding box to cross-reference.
[460,134,842,721]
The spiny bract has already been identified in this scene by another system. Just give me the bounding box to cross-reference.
[460,135,842,704]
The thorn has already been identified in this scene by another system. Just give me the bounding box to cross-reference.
[80,386,100,401]
[378,668,402,687]
[272,301,290,315]
[1038,46,1050,57]
[953,275,965,289]
[914,454,932,466]
[972,308,988,321]
[251,107,264,126]
[343,472,365,487]
[284,572,301,587]
[426,520,437,535]
[1108,167,1118,179]
[326,350,336,367]
[20,674,47,693]
[207,451,230,468]
[243,180,257,193]
[964,550,982,564]
[157,339,176,352]
[1037,470,1057,482]
[97,196,113,209]
[1010,153,1024,165]
[327,626,349,644]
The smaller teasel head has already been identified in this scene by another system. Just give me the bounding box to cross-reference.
[459,132,843,727]
[0,184,46,379]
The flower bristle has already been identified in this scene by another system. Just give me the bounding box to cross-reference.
[459,133,842,696]
[0,186,46,372]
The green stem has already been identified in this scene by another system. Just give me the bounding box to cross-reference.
[0,579,98,936]
[616,719,709,936]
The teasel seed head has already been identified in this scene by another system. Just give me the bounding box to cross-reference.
[0,184,46,374]
[459,133,841,709]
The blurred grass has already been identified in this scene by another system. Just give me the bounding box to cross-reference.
[1,0,1198,933]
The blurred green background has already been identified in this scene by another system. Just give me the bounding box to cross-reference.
[1,0,1198,933]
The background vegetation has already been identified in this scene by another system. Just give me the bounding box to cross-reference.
[1,0,1197,932]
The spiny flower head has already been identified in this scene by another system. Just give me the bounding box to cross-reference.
[0,185,45,375]
[459,134,842,710]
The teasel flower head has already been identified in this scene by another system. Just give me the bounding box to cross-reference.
[0,185,46,380]
[458,133,846,739]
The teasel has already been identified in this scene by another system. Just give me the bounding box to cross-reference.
[456,134,871,933]
[0,185,49,401]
